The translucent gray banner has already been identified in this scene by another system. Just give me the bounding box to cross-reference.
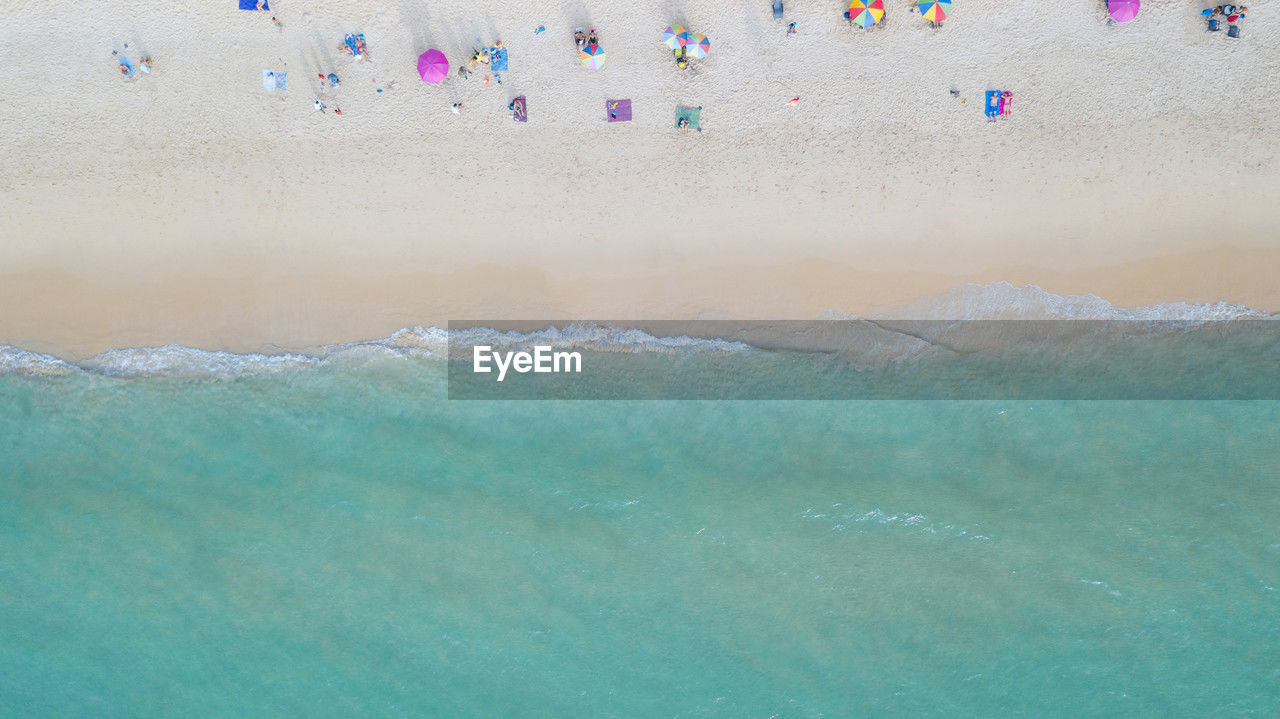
[445,320,1280,400]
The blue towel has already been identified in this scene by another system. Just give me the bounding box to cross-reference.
[238,0,268,10]
[984,90,1000,118]
[490,47,509,72]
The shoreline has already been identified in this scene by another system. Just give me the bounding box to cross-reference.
[3,245,1278,359]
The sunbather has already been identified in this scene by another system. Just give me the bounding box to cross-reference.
[574,29,586,49]
[588,29,599,50]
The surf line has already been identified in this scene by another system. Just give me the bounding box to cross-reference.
[472,345,582,382]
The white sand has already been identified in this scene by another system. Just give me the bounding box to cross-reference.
[1,0,1278,354]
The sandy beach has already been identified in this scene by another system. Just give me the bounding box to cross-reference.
[2,0,1279,356]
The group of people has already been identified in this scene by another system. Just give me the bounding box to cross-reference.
[340,33,368,59]
[457,40,504,82]
[573,28,599,52]
[114,50,152,78]
[1204,4,1248,35]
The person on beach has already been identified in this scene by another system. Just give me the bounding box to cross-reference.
[272,16,282,32]
[139,56,152,73]
[787,21,797,36]
[587,29,599,51]
[451,103,462,114]
[314,99,326,113]
[574,28,586,49]
[675,48,688,70]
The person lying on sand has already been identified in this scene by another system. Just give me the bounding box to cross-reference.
[574,28,586,48]
[588,29,599,50]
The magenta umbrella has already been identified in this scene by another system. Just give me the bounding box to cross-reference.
[1107,0,1140,23]
[417,49,449,84]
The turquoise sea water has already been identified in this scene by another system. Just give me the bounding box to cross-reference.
[2,358,1278,717]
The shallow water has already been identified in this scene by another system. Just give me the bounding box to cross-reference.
[2,359,1277,716]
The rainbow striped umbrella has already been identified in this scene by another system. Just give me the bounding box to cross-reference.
[848,0,885,28]
[663,25,692,50]
[918,0,950,23]
[580,45,606,69]
[686,33,710,59]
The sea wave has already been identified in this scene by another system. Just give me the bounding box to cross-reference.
[859,281,1274,322]
[1,285,1273,379]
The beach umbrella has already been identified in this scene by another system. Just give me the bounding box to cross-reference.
[1107,0,1140,23]
[663,25,692,50]
[580,45,606,69]
[848,0,885,28]
[417,49,449,84]
[686,34,710,59]
[918,0,950,23]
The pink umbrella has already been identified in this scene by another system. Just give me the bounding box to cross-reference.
[417,49,449,84]
[1107,0,1140,23]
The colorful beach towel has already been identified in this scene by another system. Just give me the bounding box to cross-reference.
[489,47,509,72]
[675,105,702,131]
[607,99,632,122]
[512,96,527,122]
[262,69,287,91]
[238,0,268,9]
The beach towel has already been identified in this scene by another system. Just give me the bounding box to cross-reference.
[675,105,702,131]
[490,47,509,72]
[262,69,287,91]
[607,98,632,122]
[238,0,268,9]
[984,90,1003,118]
[512,96,527,122]
[774,1,784,19]
[1227,24,1240,38]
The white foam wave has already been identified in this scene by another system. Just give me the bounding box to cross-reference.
[2,287,1272,379]
[1,324,749,379]
[77,345,319,379]
[0,346,77,376]
[864,281,1275,321]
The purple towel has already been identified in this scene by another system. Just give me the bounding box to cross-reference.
[513,96,527,122]
[607,99,632,122]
